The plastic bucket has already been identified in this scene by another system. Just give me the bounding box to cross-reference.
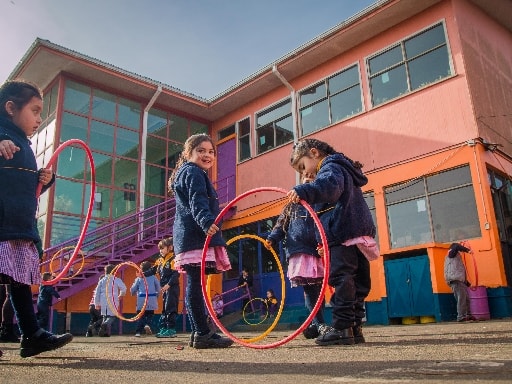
[467,286,490,320]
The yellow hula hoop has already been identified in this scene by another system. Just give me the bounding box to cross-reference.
[48,246,85,280]
[106,261,148,322]
[225,233,285,343]
[243,297,269,325]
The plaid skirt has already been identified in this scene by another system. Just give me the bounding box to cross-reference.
[174,246,232,274]
[0,240,41,285]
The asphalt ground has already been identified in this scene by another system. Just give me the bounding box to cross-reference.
[1,318,512,383]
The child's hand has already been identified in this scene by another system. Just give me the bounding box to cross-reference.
[0,140,20,159]
[38,168,53,185]
[206,224,219,236]
[287,189,300,204]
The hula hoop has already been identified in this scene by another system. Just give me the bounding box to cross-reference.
[225,233,285,342]
[39,139,95,285]
[106,261,148,322]
[243,298,268,325]
[49,246,85,280]
[201,187,329,349]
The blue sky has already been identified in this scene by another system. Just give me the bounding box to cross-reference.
[1,0,376,99]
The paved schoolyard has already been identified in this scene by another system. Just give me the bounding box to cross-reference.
[1,319,512,383]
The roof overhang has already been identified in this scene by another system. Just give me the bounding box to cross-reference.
[9,0,509,122]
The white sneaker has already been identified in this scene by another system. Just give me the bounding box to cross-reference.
[144,325,152,335]
[135,333,141,337]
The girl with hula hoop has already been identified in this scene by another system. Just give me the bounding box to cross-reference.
[94,264,127,336]
[0,80,73,358]
[168,134,233,349]
[287,138,379,346]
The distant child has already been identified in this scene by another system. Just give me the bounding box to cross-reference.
[131,261,160,337]
[94,264,127,337]
[444,242,475,322]
[168,133,233,349]
[237,267,254,311]
[266,174,326,339]
[212,294,224,318]
[287,138,378,346]
[0,80,72,357]
[36,272,61,331]
[85,286,102,337]
[263,289,279,318]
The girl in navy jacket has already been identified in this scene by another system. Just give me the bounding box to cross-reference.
[168,134,232,349]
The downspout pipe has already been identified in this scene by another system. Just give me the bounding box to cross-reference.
[140,85,162,212]
[272,65,300,183]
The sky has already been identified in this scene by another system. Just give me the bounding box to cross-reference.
[1,0,376,99]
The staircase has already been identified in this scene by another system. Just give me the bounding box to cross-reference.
[38,199,176,301]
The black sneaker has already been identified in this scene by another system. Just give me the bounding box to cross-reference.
[193,331,233,349]
[20,331,73,358]
[315,326,355,346]
[189,332,195,347]
[352,325,365,344]
[302,324,320,339]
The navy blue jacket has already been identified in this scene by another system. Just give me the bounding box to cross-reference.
[37,284,60,306]
[0,116,52,242]
[267,203,319,261]
[293,153,376,245]
[171,162,226,254]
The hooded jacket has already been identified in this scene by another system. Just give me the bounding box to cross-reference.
[267,203,319,261]
[0,116,52,242]
[444,243,470,283]
[171,162,226,254]
[293,153,376,245]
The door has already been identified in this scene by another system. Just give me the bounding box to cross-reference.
[216,139,236,206]
[384,255,435,318]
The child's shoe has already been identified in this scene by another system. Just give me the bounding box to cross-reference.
[20,331,73,358]
[135,333,141,337]
[156,328,170,338]
[144,325,152,335]
[167,328,177,338]
[189,332,195,347]
[302,324,320,339]
[352,325,365,344]
[315,326,355,346]
[193,331,233,349]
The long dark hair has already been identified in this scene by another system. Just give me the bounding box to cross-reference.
[167,133,216,196]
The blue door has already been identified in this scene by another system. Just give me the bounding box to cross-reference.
[384,255,435,318]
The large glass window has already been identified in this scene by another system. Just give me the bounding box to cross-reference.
[256,99,293,155]
[238,118,251,161]
[63,81,90,114]
[92,89,116,123]
[299,64,362,135]
[385,165,481,248]
[364,191,378,244]
[368,23,452,106]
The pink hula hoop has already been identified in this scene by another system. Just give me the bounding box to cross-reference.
[39,139,95,285]
[201,186,329,349]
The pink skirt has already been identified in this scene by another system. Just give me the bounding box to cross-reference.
[287,253,325,287]
[0,240,41,285]
[174,246,232,273]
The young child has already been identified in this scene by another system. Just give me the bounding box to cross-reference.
[237,267,254,311]
[287,138,378,346]
[131,261,160,337]
[0,284,18,342]
[94,264,127,337]
[263,289,279,318]
[0,80,73,357]
[444,242,475,322]
[266,175,326,339]
[212,293,224,318]
[168,133,233,349]
[36,272,61,331]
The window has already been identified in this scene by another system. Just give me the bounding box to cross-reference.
[255,99,293,155]
[385,165,480,248]
[300,64,362,135]
[364,191,378,244]
[368,23,452,106]
[237,118,251,161]
[218,124,235,140]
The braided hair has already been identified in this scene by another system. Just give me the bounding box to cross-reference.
[290,138,363,169]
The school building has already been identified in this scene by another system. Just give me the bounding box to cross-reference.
[6,0,512,333]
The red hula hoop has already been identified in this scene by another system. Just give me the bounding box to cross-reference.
[40,139,95,285]
[201,186,330,349]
